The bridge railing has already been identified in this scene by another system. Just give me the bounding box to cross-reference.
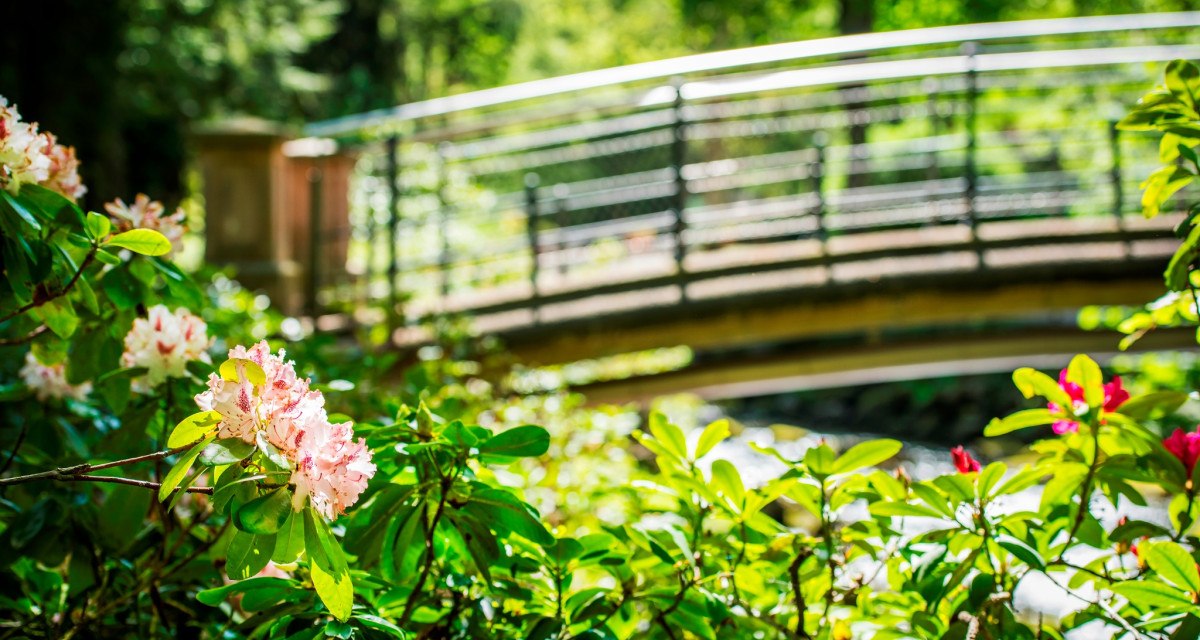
[303,13,1200,324]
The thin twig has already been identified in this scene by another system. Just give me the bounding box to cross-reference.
[0,324,48,346]
[0,248,96,325]
[0,420,31,476]
[58,474,213,494]
[1053,425,1101,565]
[400,474,453,626]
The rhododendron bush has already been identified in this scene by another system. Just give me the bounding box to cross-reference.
[4,65,1200,639]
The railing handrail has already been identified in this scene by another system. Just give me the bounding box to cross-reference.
[306,11,1200,138]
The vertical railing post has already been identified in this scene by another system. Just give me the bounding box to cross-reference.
[436,142,453,303]
[670,78,689,300]
[386,135,401,320]
[811,131,828,244]
[554,185,570,278]
[524,173,541,318]
[1109,120,1124,222]
[924,77,941,183]
[305,165,323,317]
[962,41,983,268]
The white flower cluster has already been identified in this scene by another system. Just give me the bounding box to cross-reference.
[20,352,90,402]
[105,194,186,254]
[122,305,211,387]
[0,97,86,201]
[194,341,375,520]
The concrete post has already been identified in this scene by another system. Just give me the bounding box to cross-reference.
[193,118,351,316]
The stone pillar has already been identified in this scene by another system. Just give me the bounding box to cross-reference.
[193,118,352,316]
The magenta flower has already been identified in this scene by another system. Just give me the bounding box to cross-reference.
[951,446,982,474]
[1164,427,1200,477]
[1047,369,1129,434]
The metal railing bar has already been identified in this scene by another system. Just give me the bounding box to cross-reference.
[679,44,1200,102]
[306,12,1200,137]
[445,108,676,160]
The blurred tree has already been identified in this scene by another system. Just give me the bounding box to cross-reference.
[2,0,1195,213]
[300,0,524,115]
[0,0,336,208]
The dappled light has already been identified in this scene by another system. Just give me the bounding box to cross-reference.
[3,3,1200,639]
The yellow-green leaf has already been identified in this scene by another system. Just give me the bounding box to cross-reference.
[1146,541,1200,593]
[219,358,266,386]
[158,436,213,502]
[103,229,171,256]
[167,410,221,448]
[310,554,353,621]
[694,419,730,459]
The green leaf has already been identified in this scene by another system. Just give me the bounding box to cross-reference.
[0,190,42,231]
[1012,368,1073,407]
[1118,392,1189,420]
[993,466,1043,497]
[272,512,306,564]
[1066,355,1103,409]
[804,444,835,477]
[977,461,1006,499]
[94,249,121,266]
[479,425,550,458]
[354,614,406,637]
[226,530,275,580]
[983,409,1055,437]
[1111,581,1195,609]
[462,488,554,546]
[1141,165,1193,219]
[219,358,267,386]
[304,507,349,575]
[85,212,110,240]
[196,576,293,606]
[694,419,731,459]
[1166,59,1200,110]
[325,620,354,639]
[868,501,944,518]
[304,508,353,622]
[237,488,293,535]
[710,459,745,504]
[158,436,214,502]
[1146,541,1200,593]
[997,535,1044,571]
[1166,223,1200,291]
[648,413,687,461]
[199,438,255,466]
[832,439,901,475]
[37,297,78,339]
[102,229,171,256]
[167,411,221,448]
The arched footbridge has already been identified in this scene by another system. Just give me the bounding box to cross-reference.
[298,12,1200,398]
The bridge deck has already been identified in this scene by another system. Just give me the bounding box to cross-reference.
[390,214,1178,357]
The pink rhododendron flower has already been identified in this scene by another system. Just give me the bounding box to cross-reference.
[290,418,375,520]
[951,446,981,474]
[41,133,86,201]
[19,352,90,401]
[0,98,51,194]
[194,341,375,520]
[1164,427,1200,477]
[105,194,186,253]
[1047,369,1129,434]
[123,305,211,387]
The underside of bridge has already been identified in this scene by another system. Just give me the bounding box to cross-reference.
[493,245,1195,403]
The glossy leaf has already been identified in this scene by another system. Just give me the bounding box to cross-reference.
[832,439,901,475]
[237,488,293,535]
[479,425,550,458]
[102,229,171,256]
[158,436,214,502]
[167,411,221,448]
